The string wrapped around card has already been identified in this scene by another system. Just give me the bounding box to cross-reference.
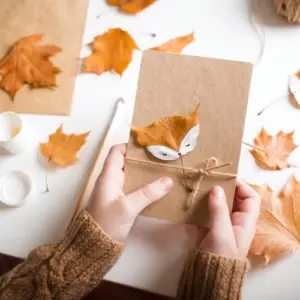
[127,104,237,210]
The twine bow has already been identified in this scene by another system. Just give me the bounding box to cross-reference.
[126,157,237,210]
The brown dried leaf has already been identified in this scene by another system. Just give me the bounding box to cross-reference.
[40,125,89,167]
[0,34,61,99]
[82,28,139,76]
[131,104,199,151]
[150,32,194,54]
[250,128,297,170]
[249,178,300,265]
[106,0,156,13]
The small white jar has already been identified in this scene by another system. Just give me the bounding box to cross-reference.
[0,112,34,154]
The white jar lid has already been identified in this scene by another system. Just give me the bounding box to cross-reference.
[0,171,33,207]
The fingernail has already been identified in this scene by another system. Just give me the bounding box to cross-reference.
[160,177,173,192]
[211,186,224,199]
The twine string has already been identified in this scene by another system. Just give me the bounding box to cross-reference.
[250,0,266,68]
[179,155,193,192]
[125,156,237,210]
[185,159,210,209]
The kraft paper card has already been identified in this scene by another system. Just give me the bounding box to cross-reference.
[124,51,253,226]
[0,0,88,115]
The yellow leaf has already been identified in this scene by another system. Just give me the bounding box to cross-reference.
[40,125,89,167]
[82,28,139,76]
[106,0,156,14]
[249,178,300,265]
[0,34,61,99]
[250,128,297,170]
[150,32,194,54]
[132,104,199,151]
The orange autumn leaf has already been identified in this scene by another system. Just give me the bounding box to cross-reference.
[250,128,297,170]
[150,32,194,54]
[131,104,199,151]
[106,0,156,13]
[40,125,89,167]
[249,177,300,265]
[0,34,61,99]
[82,28,139,76]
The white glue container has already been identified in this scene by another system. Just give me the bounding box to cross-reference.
[0,112,34,154]
[0,171,33,207]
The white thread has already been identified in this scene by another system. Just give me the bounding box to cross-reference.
[249,0,266,68]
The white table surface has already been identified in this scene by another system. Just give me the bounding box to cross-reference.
[1,0,300,299]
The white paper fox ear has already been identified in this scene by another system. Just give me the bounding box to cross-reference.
[178,125,200,155]
[289,72,300,106]
[131,104,200,161]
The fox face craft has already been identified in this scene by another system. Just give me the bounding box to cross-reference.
[131,104,200,161]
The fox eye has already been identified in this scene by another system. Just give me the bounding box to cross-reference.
[162,153,167,156]
[185,144,190,147]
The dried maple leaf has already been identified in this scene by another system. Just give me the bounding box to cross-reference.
[106,0,156,14]
[0,34,61,99]
[249,177,300,265]
[150,33,194,54]
[131,104,200,161]
[82,28,139,76]
[40,125,89,167]
[250,128,297,170]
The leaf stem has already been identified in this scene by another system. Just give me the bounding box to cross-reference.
[125,29,156,37]
[44,158,50,193]
[257,95,287,116]
[242,141,266,153]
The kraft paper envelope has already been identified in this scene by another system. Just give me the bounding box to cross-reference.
[124,51,253,227]
[0,0,88,115]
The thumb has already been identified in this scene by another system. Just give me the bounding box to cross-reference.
[209,186,232,233]
[124,177,173,215]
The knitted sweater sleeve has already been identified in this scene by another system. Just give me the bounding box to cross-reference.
[0,210,123,300]
[176,249,249,300]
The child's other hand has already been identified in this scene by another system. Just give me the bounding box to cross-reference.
[198,181,261,258]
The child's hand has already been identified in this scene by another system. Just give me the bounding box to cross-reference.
[198,181,261,258]
[87,144,173,242]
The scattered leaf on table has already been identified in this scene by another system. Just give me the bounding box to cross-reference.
[0,34,61,99]
[106,0,156,14]
[82,28,139,76]
[150,32,194,54]
[40,125,89,167]
[249,128,296,170]
[289,71,300,108]
[249,177,300,265]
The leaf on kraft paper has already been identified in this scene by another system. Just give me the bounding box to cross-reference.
[0,34,61,99]
[40,125,89,167]
[82,28,139,76]
[106,0,156,14]
[131,104,200,161]
[150,32,194,54]
[249,177,300,265]
[249,128,297,170]
[289,70,300,108]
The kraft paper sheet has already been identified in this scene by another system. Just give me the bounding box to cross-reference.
[0,0,89,115]
[124,51,253,226]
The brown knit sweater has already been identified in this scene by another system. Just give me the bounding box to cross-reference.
[0,211,248,300]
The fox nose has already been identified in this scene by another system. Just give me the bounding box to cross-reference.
[178,152,181,156]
